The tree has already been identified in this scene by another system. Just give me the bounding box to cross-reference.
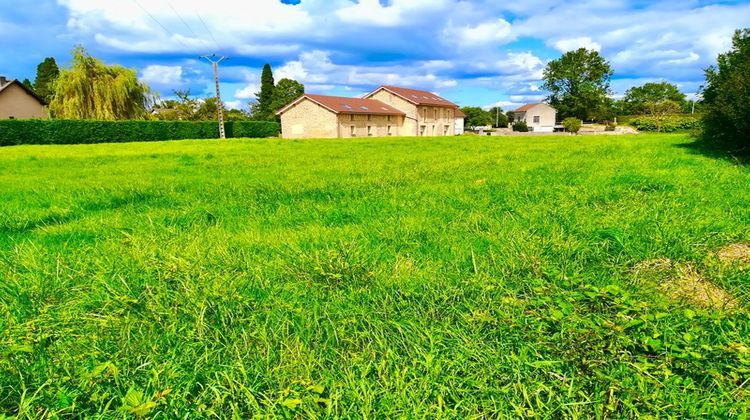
[269,78,304,117]
[253,63,275,120]
[461,106,493,128]
[702,28,750,148]
[563,117,582,134]
[33,57,60,103]
[542,48,613,121]
[646,100,682,132]
[622,82,687,115]
[21,79,34,92]
[486,106,509,127]
[50,47,152,120]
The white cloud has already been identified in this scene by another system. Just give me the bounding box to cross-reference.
[141,65,183,85]
[552,37,601,52]
[448,18,514,47]
[234,83,259,100]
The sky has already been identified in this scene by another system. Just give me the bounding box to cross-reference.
[1,0,749,111]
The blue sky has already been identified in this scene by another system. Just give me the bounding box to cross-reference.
[1,0,749,110]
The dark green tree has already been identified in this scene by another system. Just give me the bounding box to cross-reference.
[33,57,60,103]
[622,82,687,115]
[269,78,304,117]
[486,106,509,127]
[21,79,34,92]
[542,48,613,121]
[254,63,275,120]
[702,28,750,148]
[461,106,493,128]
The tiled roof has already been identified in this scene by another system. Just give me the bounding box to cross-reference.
[454,108,466,117]
[278,94,405,116]
[512,103,545,113]
[372,85,458,107]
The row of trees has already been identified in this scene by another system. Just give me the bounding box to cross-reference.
[20,48,305,122]
[542,49,700,122]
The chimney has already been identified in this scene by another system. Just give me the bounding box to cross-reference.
[0,76,7,86]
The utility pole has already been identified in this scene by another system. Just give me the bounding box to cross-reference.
[496,106,499,128]
[201,54,228,139]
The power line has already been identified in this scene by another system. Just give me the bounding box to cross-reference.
[166,1,212,52]
[196,12,221,52]
[131,0,192,51]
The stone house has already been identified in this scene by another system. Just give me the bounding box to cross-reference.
[0,76,47,119]
[277,85,464,139]
[509,103,557,132]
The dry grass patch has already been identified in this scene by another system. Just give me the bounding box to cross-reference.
[717,243,750,266]
[632,258,739,310]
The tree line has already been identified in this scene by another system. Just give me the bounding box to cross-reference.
[20,48,305,122]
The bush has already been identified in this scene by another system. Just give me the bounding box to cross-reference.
[605,122,617,132]
[628,115,700,133]
[0,120,279,146]
[512,121,529,132]
[563,117,582,134]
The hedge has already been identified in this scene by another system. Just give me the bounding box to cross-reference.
[0,120,280,146]
[626,114,701,133]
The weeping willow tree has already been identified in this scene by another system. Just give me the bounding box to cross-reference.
[50,47,152,120]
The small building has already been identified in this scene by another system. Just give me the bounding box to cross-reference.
[277,85,463,139]
[510,103,556,132]
[0,76,47,119]
[454,107,466,135]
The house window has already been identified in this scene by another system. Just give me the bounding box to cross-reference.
[367,125,373,136]
[350,114,355,122]
[443,125,449,135]
[431,125,435,135]
[350,126,356,137]
[434,109,438,120]
[387,115,391,122]
[533,116,540,123]
[367,114,372,121]
[387,125,392,136]
[8,116,14,119]
[420,125,426,136]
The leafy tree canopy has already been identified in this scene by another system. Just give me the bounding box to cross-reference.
[702,28,750,148]
[542,48,613,121]
[269,78,304,117]
[50,47,151,120]
[461,106,493,128]
[253,64,275,120]
[34,57,59,103]
[486,106,509,127]
[622,82,687,115]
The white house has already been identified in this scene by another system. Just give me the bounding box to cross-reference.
[454,108,465,135]
[510,103,556,132]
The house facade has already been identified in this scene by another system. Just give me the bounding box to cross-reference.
[0,77,47,119]
[510,103,556,132]
[277,85,464,139]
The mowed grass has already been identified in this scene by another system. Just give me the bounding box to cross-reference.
[1,134,749,417]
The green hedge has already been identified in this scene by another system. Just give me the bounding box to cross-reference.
[626,114,701,132]
[0,120,279,146]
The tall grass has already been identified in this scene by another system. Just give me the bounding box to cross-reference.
[0,134,748,417]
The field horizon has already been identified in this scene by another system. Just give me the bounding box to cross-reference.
[1,134,749,417]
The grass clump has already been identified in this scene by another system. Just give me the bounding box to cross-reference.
[0,133,749,417]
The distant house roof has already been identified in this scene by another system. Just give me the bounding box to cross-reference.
[512,103,553,113]
[454,108,466,118]
[367,85,459,107]
[0,78,47,105]
[277,93,406,116]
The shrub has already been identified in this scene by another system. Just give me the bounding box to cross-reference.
[605,122,617,132]
[563,117,582,134]
[0,120,280,146]
[512,121,529,132]
[628,115,700,133]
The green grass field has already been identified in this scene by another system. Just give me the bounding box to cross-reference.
[1,134,749,417]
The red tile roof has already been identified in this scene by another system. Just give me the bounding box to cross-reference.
[454,108,466,118]
[512,103,545,113]
[370,85,458,107]
[278,94,405,116]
